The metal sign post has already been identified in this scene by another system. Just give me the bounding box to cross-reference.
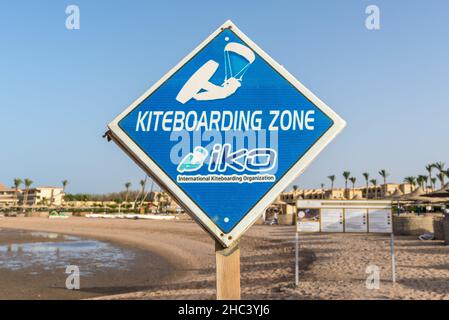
[390,233,396,283]
[295,230,299,287]
[106,20,345,300]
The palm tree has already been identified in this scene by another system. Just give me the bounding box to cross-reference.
[416,176,423,189]
[342,171,351,198]
[437,172,445,189]
[378,169,389,196]
[13,178,22,207]
[434,162,445,172]
[140,179,154,210]
[60,180,68,206]
[22,178,33,211]
[124,182,132,205]
[422,175,429,190]
[349,177,357,196]
[132,177,146,210]
[425,164,434,191]
[62,180,68,193]
[404,176,417,192]
[370,179,378,199]
[320,183,325,199]
[156,193,164,212]
[379,169,389,185]
[434,162,446,187]
[293,185,298,192]
[327,175,336,190]
[423,175,429,190]
[431,177,437,190]
[342,171,351,189]
[137,176,149,211]
[362,172,369,198]
[417,175,427,190]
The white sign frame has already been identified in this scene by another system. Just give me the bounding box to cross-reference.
[294,200,396,284]
[107,20,346,247]
[296,200,393,234]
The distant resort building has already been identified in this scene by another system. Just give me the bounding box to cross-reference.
[21,186,64,206]
[0,183,19,207]
[148,191,181,213]
[263,182,434,218]
[280,183,418,204]
[0,183,64,207]
[62,190,183,213]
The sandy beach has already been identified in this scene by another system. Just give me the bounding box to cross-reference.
[0,217,449,300]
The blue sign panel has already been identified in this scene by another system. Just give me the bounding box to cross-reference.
[108,21,345,246]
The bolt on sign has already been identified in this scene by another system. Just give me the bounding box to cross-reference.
[106,20,346,247]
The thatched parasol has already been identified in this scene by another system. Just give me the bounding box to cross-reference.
[396,185,449,204]
[399,187,426,201]
[387,189,404,200]
[271,199,287,206]
[352,194,364,200]
[423,197,449,204]
[425,183,449,198]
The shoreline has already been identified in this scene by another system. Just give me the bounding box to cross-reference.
[1,217,449,299]
[0,217,213,294]
[0,227,177,300]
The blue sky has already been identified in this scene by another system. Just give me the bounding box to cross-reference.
[1,0,448,193]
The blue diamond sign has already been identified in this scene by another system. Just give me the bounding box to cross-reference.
[107,20,346,247]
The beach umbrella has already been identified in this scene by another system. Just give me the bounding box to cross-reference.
[388,189,404,200]
[424,197,449,204]
[399,186,426,201]
[425,183,449,198]
[271,199,287,205]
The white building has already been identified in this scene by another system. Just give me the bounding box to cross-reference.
[21,186,64,206]
[0,183,19,207]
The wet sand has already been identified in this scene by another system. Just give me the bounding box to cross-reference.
[0,217,449,299]
[0,228,173,299]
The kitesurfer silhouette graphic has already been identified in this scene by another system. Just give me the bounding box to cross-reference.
[176,41,255,104]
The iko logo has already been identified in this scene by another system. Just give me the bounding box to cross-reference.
[177,144,276,173]
[176,41,255,104]
[177,146,209,173]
